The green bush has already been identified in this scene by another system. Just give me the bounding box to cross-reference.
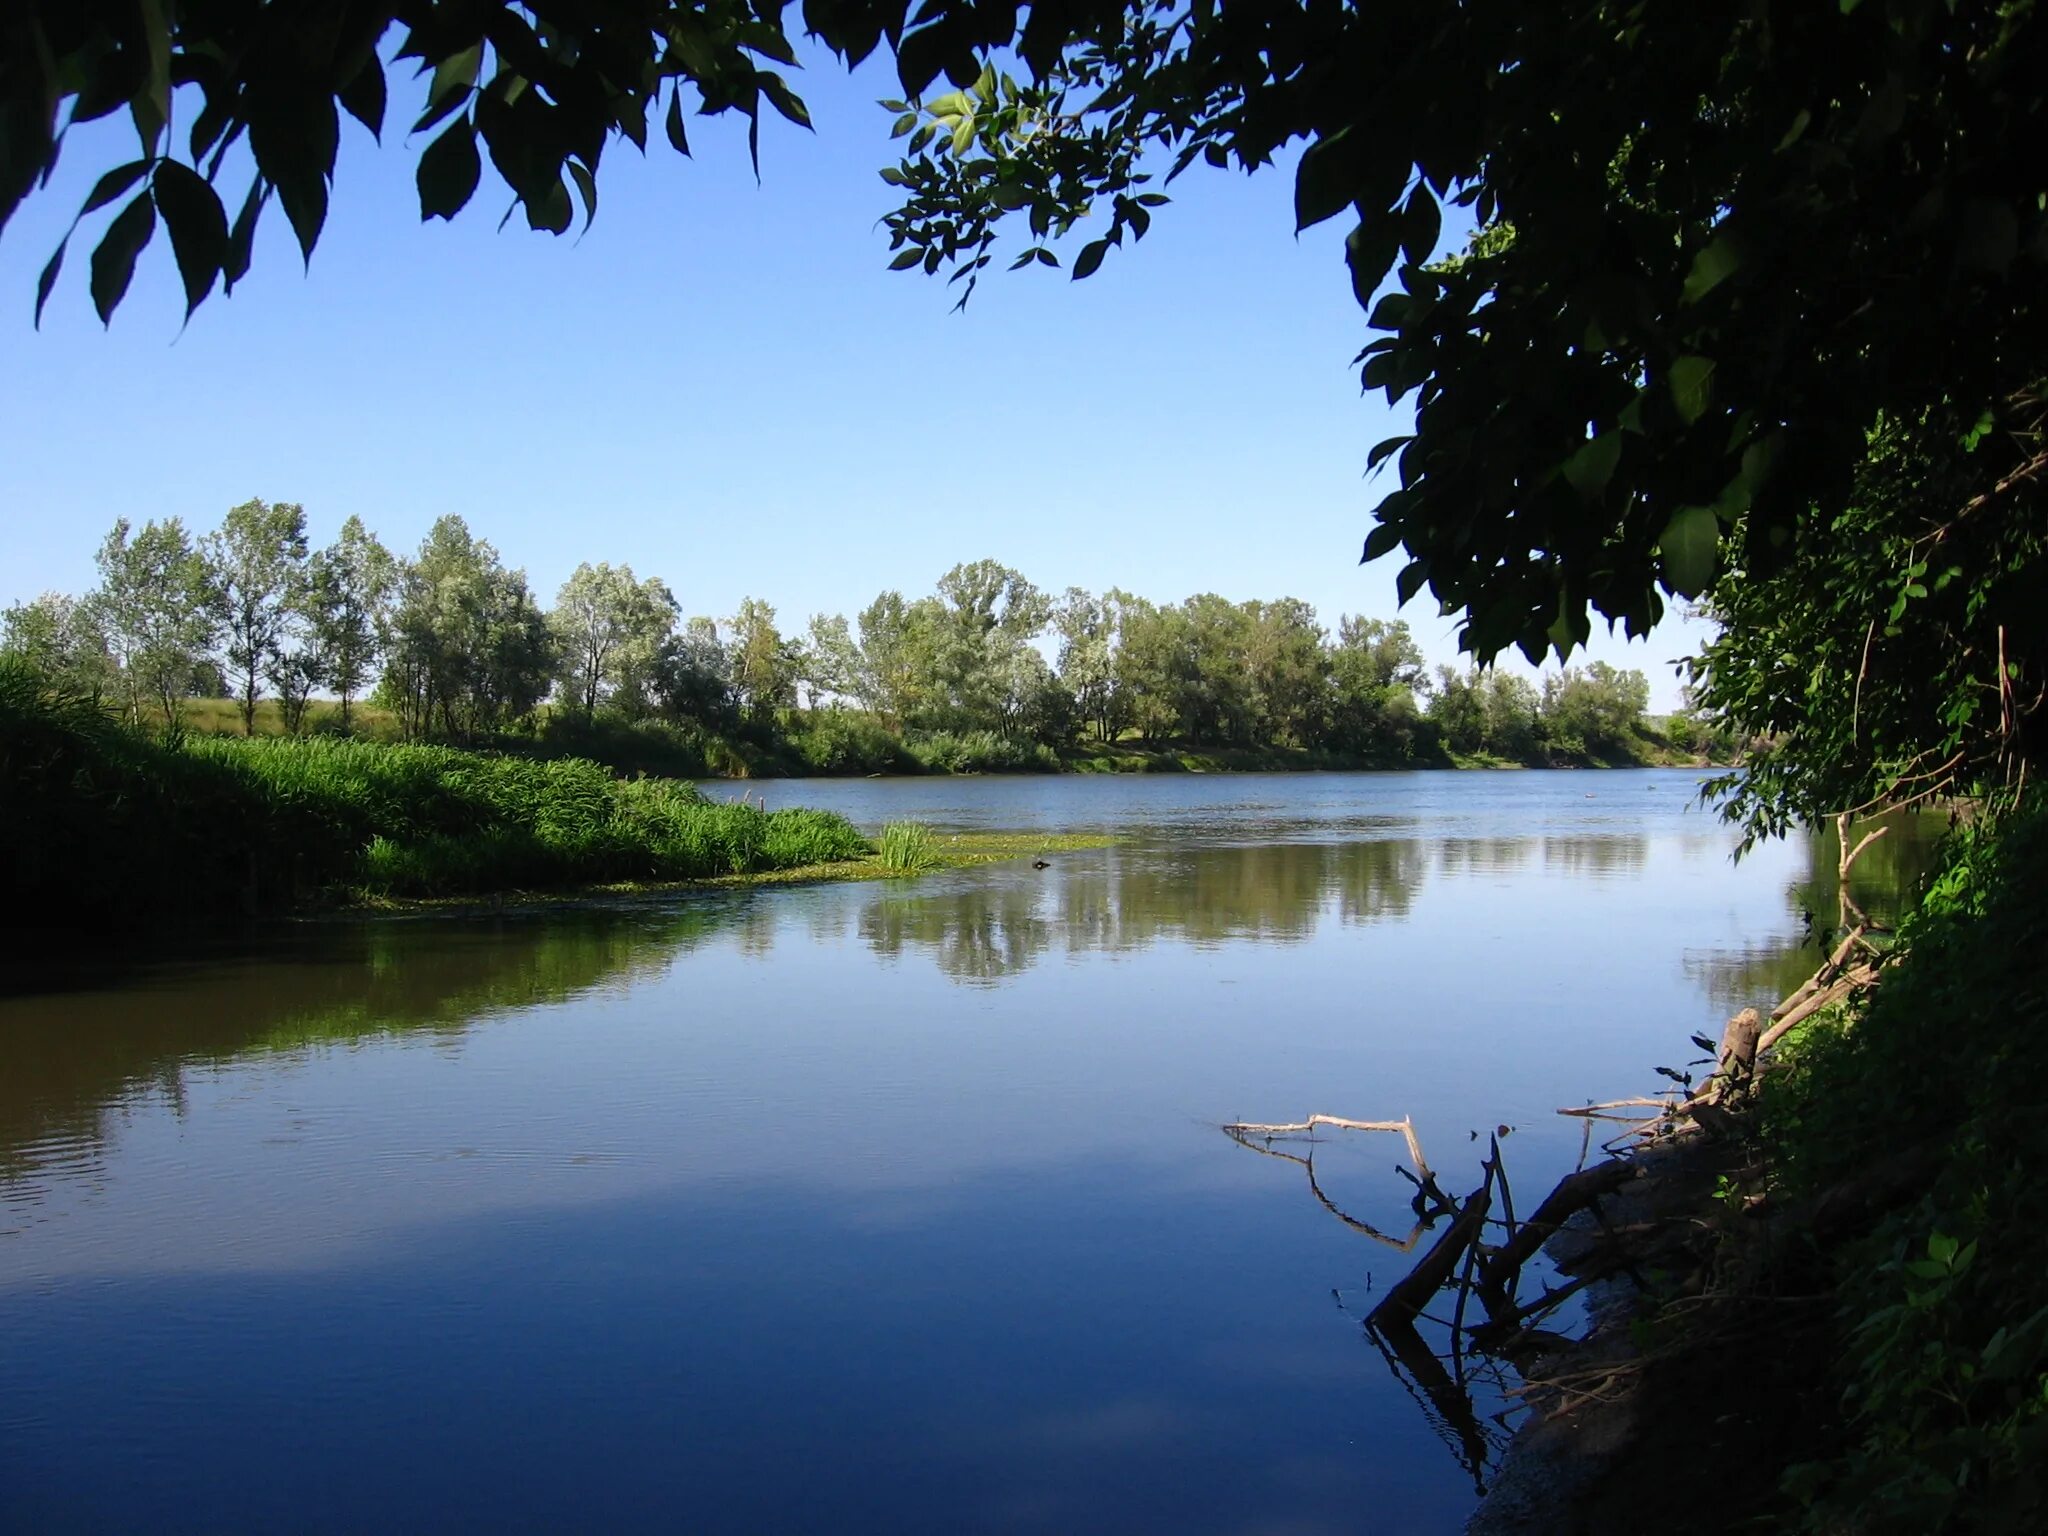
[905,730,1058,774]
[789,710,915,775]
[1767,811,2048,1533]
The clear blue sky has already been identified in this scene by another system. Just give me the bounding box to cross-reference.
[0,46,1708,707]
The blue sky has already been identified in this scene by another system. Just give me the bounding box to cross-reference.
[0,46,1707,706]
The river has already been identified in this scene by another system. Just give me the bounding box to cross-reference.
[0,770,1930,1533]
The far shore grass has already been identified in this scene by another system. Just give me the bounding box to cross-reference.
[329,830,1118,919]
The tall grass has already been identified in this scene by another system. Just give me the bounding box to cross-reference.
[0,660,870,925]
[876,821,942,873]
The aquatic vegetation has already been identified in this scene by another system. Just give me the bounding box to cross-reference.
[876,821,943,874]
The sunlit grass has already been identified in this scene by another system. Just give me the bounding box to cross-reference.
[877,821,943,874]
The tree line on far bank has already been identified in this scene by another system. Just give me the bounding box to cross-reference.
[2,501,1718,775]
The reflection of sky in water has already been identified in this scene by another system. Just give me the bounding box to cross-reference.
[0,770,1867,1533]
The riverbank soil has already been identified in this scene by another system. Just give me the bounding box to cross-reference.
[1470,1130,1840,1533]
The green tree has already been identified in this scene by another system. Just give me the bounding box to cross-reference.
[800,613,862,708]
[1053,587,1119,742]
[1,592,118,701]
[655,616,736,729]
[308,517,398,730]
[92,517,222,727]
[381,516,551,739]
[1107,590,1188,746]
[1327,616,1428,758]
[1242,598,1328,747]
[551,562,678,717]
[727,598,796,724]
[204,498,309,734]
[1541,663,1651,758]
[926,560,1052,735]
[1686,402,2048,841]
[848,591,929,728]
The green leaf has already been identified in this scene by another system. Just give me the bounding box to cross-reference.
[83,160,154,217]
[1345,215,1401,310]
[1400,184,1440,264]
[1294,126,1355,231]
[133,0,171,152]
[223,177,265,292]
[1562,433,1623,499]
[665,90,691,156]
[888,247,923,270]
[340,55,388,141]
[89,192,157,324]
[567,160,597,232]
[275,172,328,264]
[1658,506,1721,597]
[925,91,970,119]
[1071,238,1109,281]
[1669,355,1716,424]
[1681,233,1743,303]
[34,236,67,328]
[949,115,976,156]
[760,73,812,129]
[429,43,484,116]
[891,113,917,138]
[1362,523,1404,561]
[151,160,230,317]
[1367,434,1412,471]
[417,118,482,221]
[1395,560,1429,606]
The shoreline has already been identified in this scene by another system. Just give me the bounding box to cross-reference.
[294,831,1120,923]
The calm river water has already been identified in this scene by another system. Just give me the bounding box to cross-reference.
[0,771,1924,1533]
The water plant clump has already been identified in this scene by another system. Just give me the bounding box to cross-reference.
[876,821,943,873]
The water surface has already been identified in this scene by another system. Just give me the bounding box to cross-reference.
[0,771,1927,1533]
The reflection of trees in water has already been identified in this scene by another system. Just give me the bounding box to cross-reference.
[1435,837,1532,877]
[859,883,1056,985]
[1540,834,1650,878]
[1685,809,1948,1012]
[859,840,1428,983]
[0,905,735,1185]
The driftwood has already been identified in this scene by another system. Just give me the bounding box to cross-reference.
[1369,1182,1493,1330]
[1557,1096,1680,1118]
[1221,1114,1433,1186]
[1474,1159,1633,1321]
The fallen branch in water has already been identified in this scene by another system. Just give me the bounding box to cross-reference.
[1220,1113,1434,1186]
[1557,1097,1682,1118]
[1370,1181,1494,1330]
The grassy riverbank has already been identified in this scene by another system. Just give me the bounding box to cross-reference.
[2,668,870,925]
[3,666,1121,928]
[345,829,1116,917]
[166,700,1725,778]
